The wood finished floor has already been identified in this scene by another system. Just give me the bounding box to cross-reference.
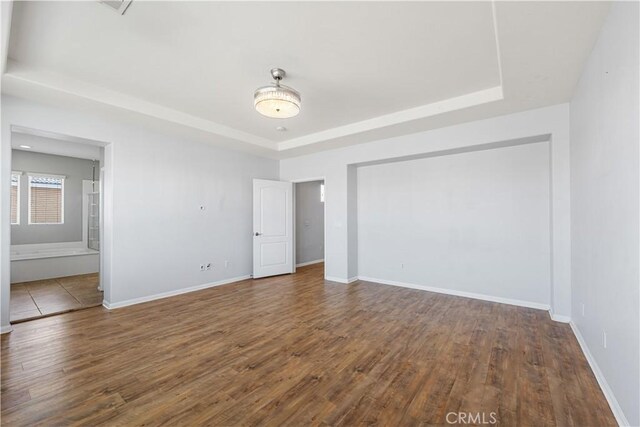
[1,263,616,426]
[10,273,103,322]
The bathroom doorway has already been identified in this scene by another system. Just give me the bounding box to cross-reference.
[9,129,105,322]
[294,180,325,275]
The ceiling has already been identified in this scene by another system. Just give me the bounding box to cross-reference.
[2,1,610,158]
[11,130,104,161]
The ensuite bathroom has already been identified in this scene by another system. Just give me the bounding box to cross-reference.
[9,131,104,322]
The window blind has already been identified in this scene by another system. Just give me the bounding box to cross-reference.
[29,176,64,224]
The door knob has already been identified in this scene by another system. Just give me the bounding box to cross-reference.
[254,232,262,236]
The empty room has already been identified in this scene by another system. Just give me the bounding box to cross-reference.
[0,1,638,426]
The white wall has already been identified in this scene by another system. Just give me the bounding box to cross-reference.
[280,103,571,317]
[358,141,551,307]
[295,181,324,265]
[0,95,278,329]
[570,3,639,426]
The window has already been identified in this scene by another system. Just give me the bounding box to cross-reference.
[28,174,64,224]
[320,183,325,203]
[10,172,20,225]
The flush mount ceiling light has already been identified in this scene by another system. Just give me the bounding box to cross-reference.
[254,68,301,119]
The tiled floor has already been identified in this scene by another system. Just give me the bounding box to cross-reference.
[10,273,103,323]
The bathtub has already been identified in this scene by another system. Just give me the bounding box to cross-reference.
[11,242,99,283]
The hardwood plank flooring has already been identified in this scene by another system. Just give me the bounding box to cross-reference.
[1,264,616,426]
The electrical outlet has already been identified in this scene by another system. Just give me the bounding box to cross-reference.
[582,304,585,317]
[199,264,205,271]
[206,263,212,270]
[603,330,607,349]
[224,260,230,268]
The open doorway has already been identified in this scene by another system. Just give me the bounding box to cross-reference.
[294,180,325,275]
[9,130,105,323]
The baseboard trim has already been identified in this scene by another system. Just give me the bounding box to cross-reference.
[296,259,324,267]
[324,276,359,284]
[0,325,13,334]
[324,276,347,284]
[548,311,571,323]
[569,321,629,426]
[102,275,251,310]
[357,276,550,311]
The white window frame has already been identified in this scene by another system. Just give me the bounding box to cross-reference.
[10,171,21,225]
[27,173,66,225]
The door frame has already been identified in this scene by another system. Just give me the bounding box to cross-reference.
[2,126,113,331]
[291,176,326,274]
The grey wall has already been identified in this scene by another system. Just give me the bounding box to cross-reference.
[281,105,571,313]
[357,141,551,306]
[295,181,324,265]
[347,166,358,279]
[570,2,639,425]
[11,150,98,245]
[2,95,280,323]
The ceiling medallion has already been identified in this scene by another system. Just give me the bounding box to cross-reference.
[254,68,301,119]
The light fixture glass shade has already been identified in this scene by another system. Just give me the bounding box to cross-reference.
[254,85,301,119]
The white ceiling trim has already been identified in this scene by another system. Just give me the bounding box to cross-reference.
[491,0,504,88]
[276,85,504,151]
[1,1,12,74]
[3,61,277,150]
[3,62,504,154]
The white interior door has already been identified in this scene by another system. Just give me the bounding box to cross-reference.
[253,179,293,278]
